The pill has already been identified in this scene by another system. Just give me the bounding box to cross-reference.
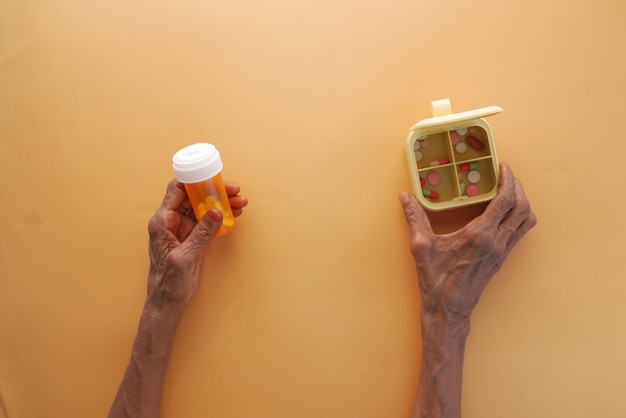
[469,126,477,133]
[465,135,484,151]
[450,131,461,145]
[456,127,468,135]
[414,150,423,162]
[429,158,449,167]
[414,140,420,150]
[455,143,467,154]
[417,162,423,169]
[467,170,481,183]
[422,188,440,199]
[427,172,441,186]
[421,139,430,148]
[420,177,426,187]
[459,162,479,171]
[466,184,479,197]
[459,182,466,195]
[417,135,429,141]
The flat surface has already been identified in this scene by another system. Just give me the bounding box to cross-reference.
[1,0,626,417]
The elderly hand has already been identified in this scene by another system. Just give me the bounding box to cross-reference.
[146,180,248,311]
[402,163,536,418]
[401,163,537,320]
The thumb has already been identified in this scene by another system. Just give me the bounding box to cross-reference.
[182,209,223,252]
[399,192,433,238]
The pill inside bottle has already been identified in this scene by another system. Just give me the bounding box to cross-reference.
[172,143,235,237]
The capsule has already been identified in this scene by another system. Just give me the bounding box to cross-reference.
[465,135,484,151]
[429,158,449,167]
[459,162,479,171]
[422,188,440,199]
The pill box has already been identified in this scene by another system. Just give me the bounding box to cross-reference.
[404,99,502,211]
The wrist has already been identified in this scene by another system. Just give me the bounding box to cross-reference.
[142,297,186,331]
[145,270,189,315]
[420,307,471,357]
[420,305,470,331]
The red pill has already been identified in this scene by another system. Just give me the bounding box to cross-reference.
[420,177,426,187]
[465,135,484,151]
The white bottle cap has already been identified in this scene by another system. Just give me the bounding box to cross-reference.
[172,143,224,184]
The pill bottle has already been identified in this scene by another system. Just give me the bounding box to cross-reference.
[172,143,235,237]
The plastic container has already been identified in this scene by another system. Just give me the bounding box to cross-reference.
[172,143,235,236]
[404,99,502,211]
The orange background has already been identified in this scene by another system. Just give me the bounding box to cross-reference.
[2,1,626,417]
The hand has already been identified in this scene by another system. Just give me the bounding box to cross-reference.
[400,163,536,320]
[146,180,248,311]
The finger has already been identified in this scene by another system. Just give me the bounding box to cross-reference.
[160,180,187,212]
[399,192,433,237]
[181,209,223,253]
[177,212,197,242]
[176,195,194,217]
[225,182,241,197]
[499,177,533,233]
[504,210,537,256]
[480,163,516,224]
[229,195,249,211]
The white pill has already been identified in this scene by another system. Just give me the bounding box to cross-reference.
[467,170,481,183]
[455,142,467,154]
[456,127,468,135]
[414,140,420,150]
[414,150,423,162]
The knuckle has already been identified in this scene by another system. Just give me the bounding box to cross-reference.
[528,211,538,228]
[147,213,163,237]
[410,235,430,257]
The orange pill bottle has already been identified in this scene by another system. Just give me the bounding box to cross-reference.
[172,143,235,237]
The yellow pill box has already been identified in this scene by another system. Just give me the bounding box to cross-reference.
[404,99,503,211]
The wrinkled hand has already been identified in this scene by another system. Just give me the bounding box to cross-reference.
[146,180,248,311]
[401,163,536,319]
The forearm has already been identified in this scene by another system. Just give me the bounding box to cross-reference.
[411,310,471,418]
[108,300,184,418]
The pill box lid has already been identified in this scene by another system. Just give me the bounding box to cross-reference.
[409,105,503,135]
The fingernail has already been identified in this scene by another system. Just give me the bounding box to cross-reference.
[206,209,222,222]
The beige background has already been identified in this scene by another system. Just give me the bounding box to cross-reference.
[1,0,625,417]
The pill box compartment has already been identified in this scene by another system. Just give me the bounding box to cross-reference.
[405,100,502,211]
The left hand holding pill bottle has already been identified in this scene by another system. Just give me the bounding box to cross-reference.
[172,143,235,237]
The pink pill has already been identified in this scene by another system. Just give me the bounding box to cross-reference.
[450,131,461,145]
[465,135,484,151]
[427,171,441,186]
[421,139,430,148]
[466,184,480,197]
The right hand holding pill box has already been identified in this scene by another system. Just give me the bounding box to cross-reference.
[405,99,502,211]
